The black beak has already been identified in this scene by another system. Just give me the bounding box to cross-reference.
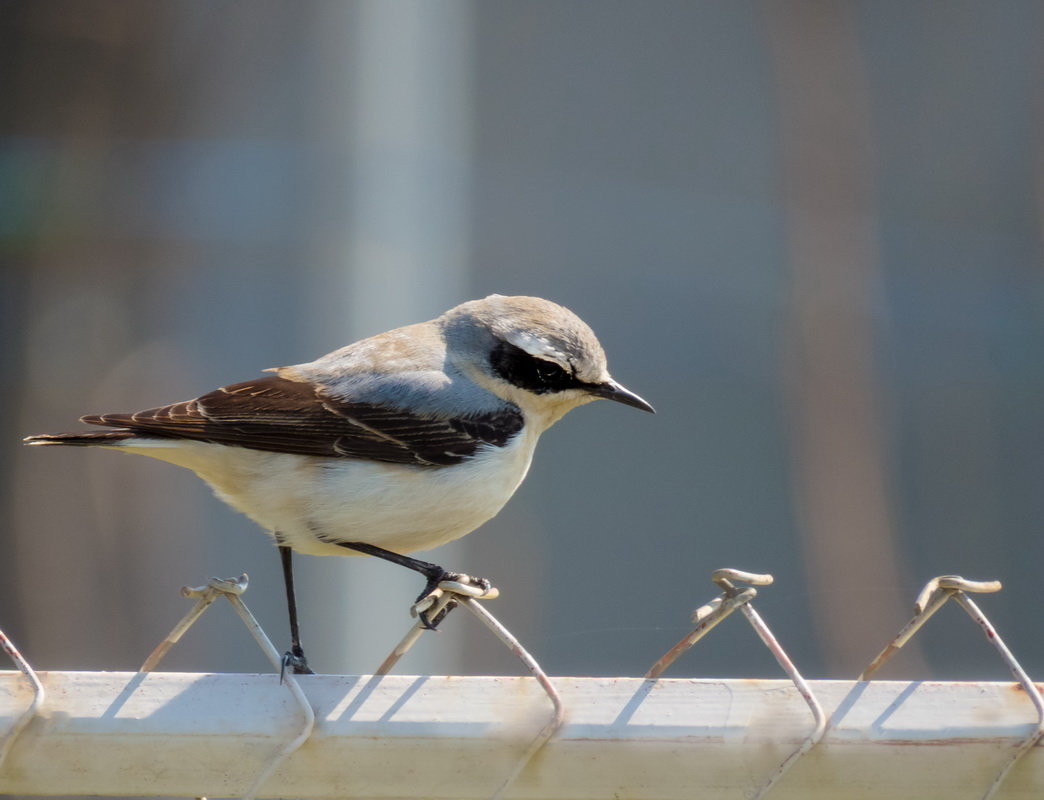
[587,379,655,413]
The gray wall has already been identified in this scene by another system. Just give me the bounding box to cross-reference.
[3,1,1043,682]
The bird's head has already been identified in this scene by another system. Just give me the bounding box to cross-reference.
[441,294,654,428]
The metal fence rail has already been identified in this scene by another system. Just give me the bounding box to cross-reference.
[2,672,1043,799]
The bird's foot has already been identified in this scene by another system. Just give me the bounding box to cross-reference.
[412,570,496,630]
[280,645,315,682]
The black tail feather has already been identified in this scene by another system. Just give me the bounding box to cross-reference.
[23,431,138,446]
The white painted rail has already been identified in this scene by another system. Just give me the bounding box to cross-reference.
[2,671,1043,799]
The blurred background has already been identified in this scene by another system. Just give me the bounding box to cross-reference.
[2,1,1043,683]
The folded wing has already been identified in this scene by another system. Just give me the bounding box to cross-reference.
[81,375,524,467]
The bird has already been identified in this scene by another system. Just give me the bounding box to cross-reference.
[24,294,654,673]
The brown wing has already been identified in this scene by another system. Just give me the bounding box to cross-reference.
[81,376,524,467]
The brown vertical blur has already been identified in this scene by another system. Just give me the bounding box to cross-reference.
[765,1,922,675]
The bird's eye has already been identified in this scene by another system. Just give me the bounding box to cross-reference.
[534,358,568,384]
[490,341,579,394]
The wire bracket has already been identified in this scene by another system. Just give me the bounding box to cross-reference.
[859,574,1044,800]
[645,568,826,799]
[0,628,45,773]
[140,574,316,800]
[377,578,564,800]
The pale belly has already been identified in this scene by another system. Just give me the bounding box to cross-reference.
[115,432,537,557]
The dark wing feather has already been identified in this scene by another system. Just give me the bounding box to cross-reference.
[81,376,524,467]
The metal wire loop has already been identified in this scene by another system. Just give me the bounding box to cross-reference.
[377,577,564,800]
[645,567,825,800]
[141,574,315,800]
[859,575,1043,800]
[0,629,45,772]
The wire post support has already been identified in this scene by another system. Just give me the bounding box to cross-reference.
[376,578,565,800]
[0,628,45,772]
[645,568,826,800]
[140,574,315,800]
[858,574,1044,800]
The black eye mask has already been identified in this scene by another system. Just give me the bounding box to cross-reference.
[489,340,582,395]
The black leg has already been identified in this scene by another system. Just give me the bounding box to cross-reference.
[336,540,443,580]
[336,540,489,629]
[279,544,314,676]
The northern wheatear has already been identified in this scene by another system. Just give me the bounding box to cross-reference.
[26,294,654,672]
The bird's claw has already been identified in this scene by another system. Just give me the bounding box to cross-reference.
[418,597,459,630]
[280,647,315,683]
